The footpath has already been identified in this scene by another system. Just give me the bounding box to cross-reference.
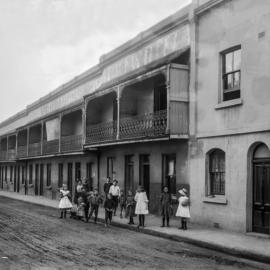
[1,190,270,264]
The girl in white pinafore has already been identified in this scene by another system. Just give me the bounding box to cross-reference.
[176,188,190,230]
[135,185,149,228]
[59,184,73,219]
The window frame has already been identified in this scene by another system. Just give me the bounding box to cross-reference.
[46,163,51,187]
[206,149,226,196]
[221,45,241,102]
[162,153,177,195]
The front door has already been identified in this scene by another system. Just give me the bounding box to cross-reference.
[35,164,39,195]
[125,155,134,194]
[40,164,44,196]
[67,163,73,199]
[139,155,150,198]
[253,163,270,234]
[17,166,20,193]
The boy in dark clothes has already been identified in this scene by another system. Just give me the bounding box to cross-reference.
[87,189,103,223]
[104,193,115,227]
[125,190,136,225]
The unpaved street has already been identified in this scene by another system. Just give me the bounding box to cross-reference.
[0,197,268,270]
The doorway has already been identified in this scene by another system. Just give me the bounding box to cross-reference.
[139,155,150,198]
[253,144,270,234]
[125,155,134,195]
[17,166,20,193]
[40,164,44,196]
[35,164,39,195]
[67,163,73,198]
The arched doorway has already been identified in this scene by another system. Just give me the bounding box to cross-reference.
[252,143,270,234]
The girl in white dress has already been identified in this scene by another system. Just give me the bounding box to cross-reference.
[59,184,73,219]
[135,186,149,228]
[176,188,190,230]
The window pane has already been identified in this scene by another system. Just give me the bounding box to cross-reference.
[233,71,240,88]
[233,49,241,70]
[224,73,233,90]
[225,52,233,73]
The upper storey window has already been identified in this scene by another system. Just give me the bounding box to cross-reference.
[222,46,241,101]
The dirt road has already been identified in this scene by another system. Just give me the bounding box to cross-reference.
[0,196,268,270]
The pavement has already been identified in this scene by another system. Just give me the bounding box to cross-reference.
[1,190,270,265]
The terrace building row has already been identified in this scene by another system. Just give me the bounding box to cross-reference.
[1,0,270,235]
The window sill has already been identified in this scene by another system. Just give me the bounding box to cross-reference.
[215,98,243,110]
[203,196,227,205]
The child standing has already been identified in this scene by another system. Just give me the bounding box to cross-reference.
[87,189,103,223]
[160,186,172,227]
[59,184,73,219]
[104,193,115,227]
[119,190,126,218]
[176,188,190,230]
[135,186,149,228]
[125,190,136,225]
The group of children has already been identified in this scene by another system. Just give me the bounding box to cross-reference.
[58,180,191,230]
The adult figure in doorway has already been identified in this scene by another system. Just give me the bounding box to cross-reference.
[74,179,83,205]
[103,177,112,198]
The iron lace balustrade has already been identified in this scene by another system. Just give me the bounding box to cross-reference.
[28,142,41,157]
[17,145,27,158]
[8,149,16,160]
[119,109,167,140]
[0,151,7,161]
[86,121,116,145]
[61,134,82,152]
[43,139,59,155]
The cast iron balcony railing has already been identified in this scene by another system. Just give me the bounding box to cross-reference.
[0,151,7,161]
[119,109,167,140]
[7,149,16,160]
[28,142,41,157]
[86,121,117,145]
[61,134,82,152]
[43,139,59,155]
[17,145,27,158]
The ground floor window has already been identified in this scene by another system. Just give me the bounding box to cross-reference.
[125,155,134,194]
[107,157,115,180]
[162,154,176,195]
[5,166,7,182]
[22,166,25,185]
[75,162,81,181]
[10,166,13,182]
[86,162,93,191]
[208,149,225,196]
[139,154,150,198]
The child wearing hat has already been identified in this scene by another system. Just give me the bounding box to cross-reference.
[176,188,190,230]
[135,185,149,228]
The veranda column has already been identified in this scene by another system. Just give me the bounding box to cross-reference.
[15,133,18,158]
[116,86,123,140]
[40,121,44,155]
[26,127,29,157]
[82,105,86,145]
[59,113,62,153]
[165,65,171,134]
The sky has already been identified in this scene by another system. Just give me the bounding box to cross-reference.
[0,0,191,123]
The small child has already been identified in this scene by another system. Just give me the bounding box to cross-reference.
[87,189,103,223]
[119,190,126,218]
[104,193,115,227]
[125,190,136,225]
[77,196,86,221]
[69,204,78,219]
[59,184,73,219]
[176,188,190,230]
[135,186,149,228]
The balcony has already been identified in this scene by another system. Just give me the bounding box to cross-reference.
[86,121,116,145]
[28,142,41,157]
[7,149,16,160]
[119,110,167,140]
[43,139,59,155]
[0,151,6,161]
[61,134,82,152]
[17,145,27,158]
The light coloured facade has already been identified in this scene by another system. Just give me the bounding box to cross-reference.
[1,0,270,234]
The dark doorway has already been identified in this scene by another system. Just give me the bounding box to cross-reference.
[139,155,150,198]
[125,155,134,195]
[14,166,17,192]
[40,164,44,196]
[35,164,39,195]
[253,144,270,234]
[67,163,73,198]
[17,166,20,193]
[86,162,93,191]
